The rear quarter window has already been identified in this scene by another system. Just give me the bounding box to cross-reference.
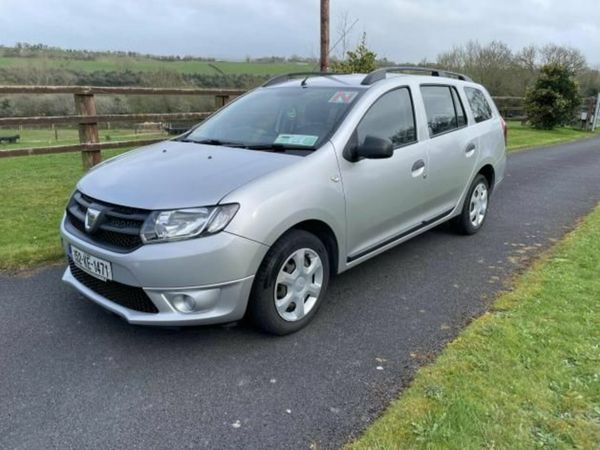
[464,87,493,123]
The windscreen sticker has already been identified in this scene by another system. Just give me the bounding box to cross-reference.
[328,90,358,104]
[274,134,319,147]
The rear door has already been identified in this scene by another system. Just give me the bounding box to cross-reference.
[419,84,477,216]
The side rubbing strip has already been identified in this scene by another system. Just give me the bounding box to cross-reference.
[346,208,454,263]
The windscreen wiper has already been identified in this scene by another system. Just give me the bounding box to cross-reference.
[244,144,316,152]
[176,138,246,147]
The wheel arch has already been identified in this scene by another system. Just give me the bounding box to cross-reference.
[265,219,341,276]
[478,163,496,193]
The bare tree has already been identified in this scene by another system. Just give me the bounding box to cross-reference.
[539,44,586,74]
[436,41,590,96]
[335,11,353,59]
[436,40,516,95]
[330,10,360,65]
[515,45,537,72]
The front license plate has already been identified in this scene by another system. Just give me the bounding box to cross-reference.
[71,245,113,281]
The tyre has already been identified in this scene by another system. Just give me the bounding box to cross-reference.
[248,229,330,335]
[454,174,490,235]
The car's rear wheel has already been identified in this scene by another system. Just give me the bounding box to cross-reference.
[248,230,330,335]
[454,174,489,235]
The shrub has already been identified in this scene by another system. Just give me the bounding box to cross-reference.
[331,33,377,74]
[525,64,581,129]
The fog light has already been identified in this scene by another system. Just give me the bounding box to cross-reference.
[171,294,198,313]
[158,288,221,314]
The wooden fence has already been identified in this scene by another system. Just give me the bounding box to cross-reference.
[492,97,527,121]
[494,95,598,128]
[0,85,245,168]
[1,85,597,169]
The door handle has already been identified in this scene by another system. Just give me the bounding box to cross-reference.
[465,143,476,156]
[411,159,426,177]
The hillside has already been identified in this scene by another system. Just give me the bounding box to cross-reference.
[0,56,311,75]
[0,44,318,116]
[0,43,315,77]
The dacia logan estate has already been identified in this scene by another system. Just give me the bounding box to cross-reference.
[61,67,507,335]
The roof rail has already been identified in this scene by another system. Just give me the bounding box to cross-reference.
[261,72,347,87]
[361,66,472,85]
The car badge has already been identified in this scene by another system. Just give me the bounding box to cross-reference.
[85,207,103,233]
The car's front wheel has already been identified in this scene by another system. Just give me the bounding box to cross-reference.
[454,174,490,235]
[248,230,330,335]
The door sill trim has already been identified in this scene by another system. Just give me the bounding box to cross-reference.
[346,208,455,263]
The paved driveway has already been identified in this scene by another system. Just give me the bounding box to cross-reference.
[2,137,600,449]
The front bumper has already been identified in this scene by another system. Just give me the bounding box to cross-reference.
[60,215,268,325]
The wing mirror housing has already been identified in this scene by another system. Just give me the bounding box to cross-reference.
[344,135,394,162]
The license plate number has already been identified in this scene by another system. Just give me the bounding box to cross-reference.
[71,245,113,281]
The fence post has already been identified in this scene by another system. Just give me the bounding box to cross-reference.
[74,93,101,169]
[215,95,230,109]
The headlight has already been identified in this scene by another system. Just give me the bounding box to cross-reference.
[140,204,239,243]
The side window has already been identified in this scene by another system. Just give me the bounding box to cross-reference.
[451,87,467,127]
[465,87,493,123]
[420,86,459,136]
[356,88,416,148]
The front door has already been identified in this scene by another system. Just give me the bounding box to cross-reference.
[338,87,429,261]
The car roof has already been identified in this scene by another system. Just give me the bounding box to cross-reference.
[263,73,474,90]
[261,66,472,89]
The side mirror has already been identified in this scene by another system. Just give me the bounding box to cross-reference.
[344,135,394,162]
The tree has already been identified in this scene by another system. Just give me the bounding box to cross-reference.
[331,33,377,73]
[525,64,581,129]
[436,41,589,97]
[578,68,600,97]
[539,44,586,74]
[436,40,517,95]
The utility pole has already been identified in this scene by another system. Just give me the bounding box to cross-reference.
[320,0,330,72]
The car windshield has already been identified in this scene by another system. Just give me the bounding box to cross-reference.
[182,86,364,150]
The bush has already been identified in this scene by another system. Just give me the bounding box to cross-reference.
[525,64,581,129]
[331,33,377,74]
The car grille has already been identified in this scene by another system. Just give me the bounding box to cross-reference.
[65,191,149,252]
[68,258,159,314]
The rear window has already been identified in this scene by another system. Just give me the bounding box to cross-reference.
[465,87,493,123]
[420,85,466,137]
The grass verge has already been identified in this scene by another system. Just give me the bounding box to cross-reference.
[348,204,600,449]
[507,121,599,152]
[0,149,125,271]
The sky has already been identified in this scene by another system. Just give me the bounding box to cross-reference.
[0,0,598,65]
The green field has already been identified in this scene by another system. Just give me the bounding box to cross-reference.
[0,56,309,75]
[0,127,167,151]
[0,148,126,271]
[507,121,598,151]
[349,203,600,449]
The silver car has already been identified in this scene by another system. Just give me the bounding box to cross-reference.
[61,67,507,335]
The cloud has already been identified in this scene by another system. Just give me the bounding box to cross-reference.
[0,0,598,64]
